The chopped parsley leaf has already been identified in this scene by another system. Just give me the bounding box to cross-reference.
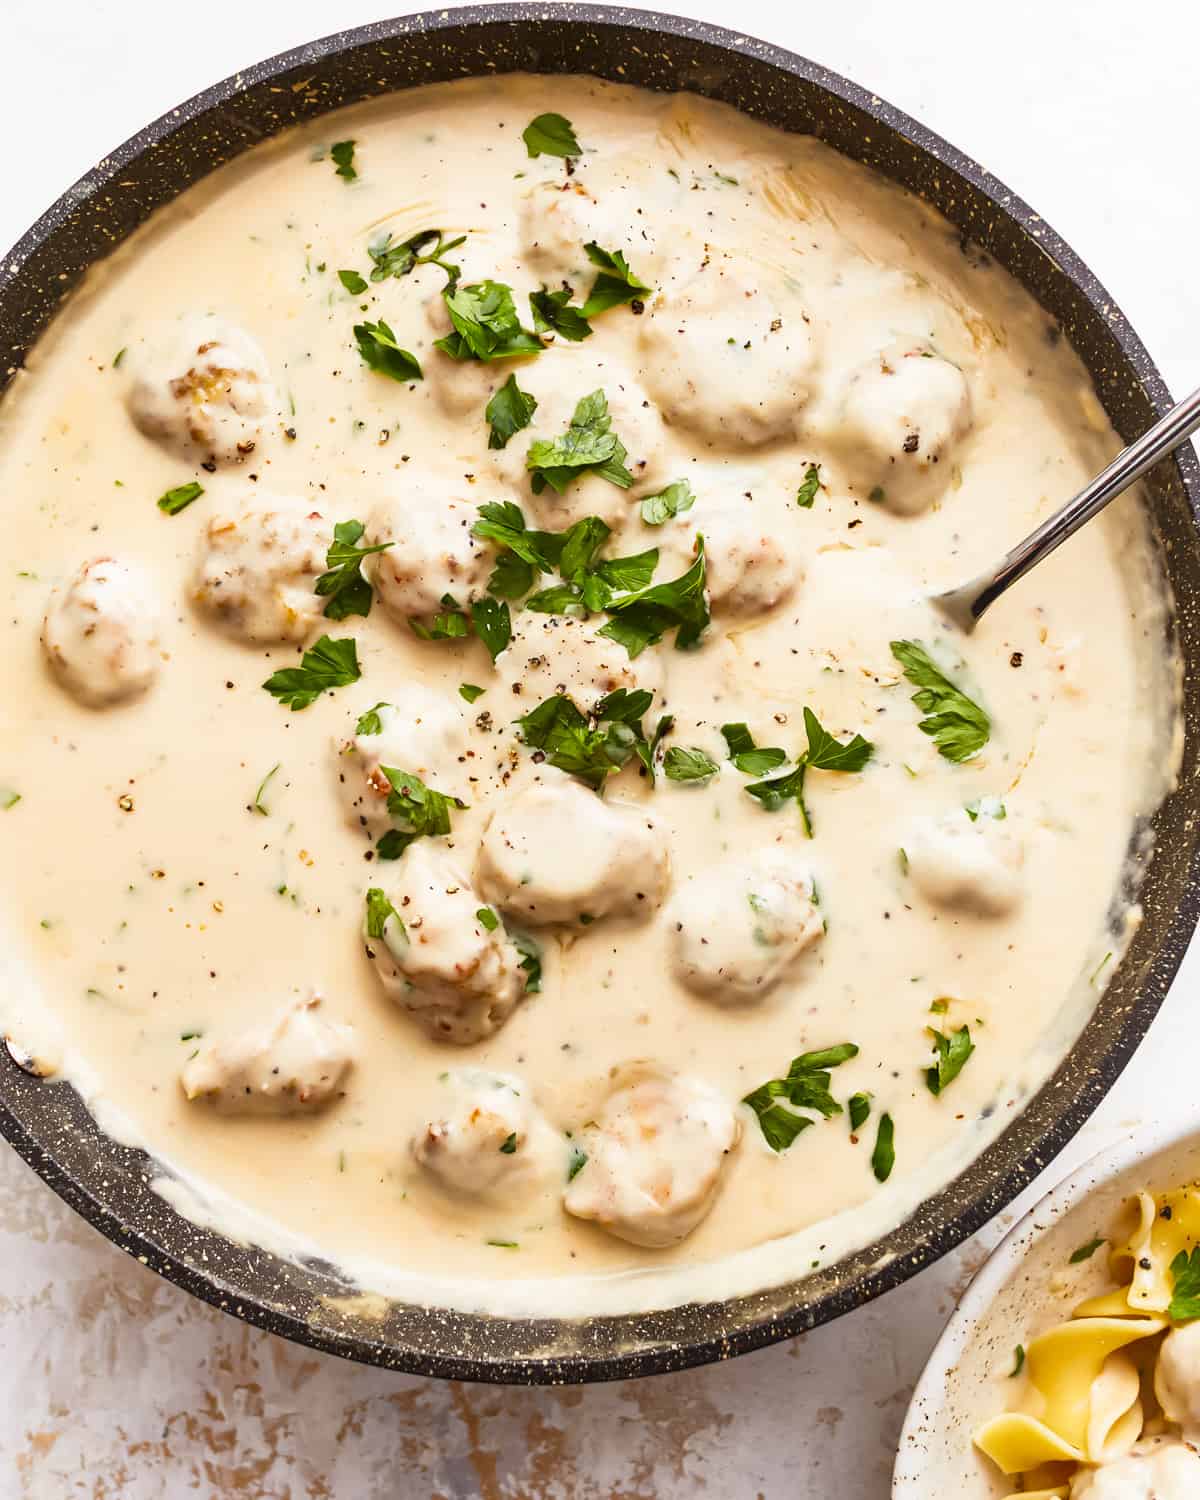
[1,790,20,811]
[353,319,423,382]
[925,1024,975,1096]
[408,593,471,642]
[522,112,582,159]
[157,481,204,516]
[965,795,1006,822]
[890,639,991,763]
[375,768,466,860]
[663,746,719,783]
[871,1113,896,1182]
[368,227,465,287]
[567,1140,588,1181]
[516,692,644,791]
[252,763,280,817]
[112,347,126,368]
[526,388,633,495]
[1169,1248,1200,1321]
[486,373,539,451]
[355,702,387,736]
[796,463,822,509]
[597,538,709,657]
[580,242,653,318]
[742,1043,859,1152]
[720,723,787,777]
[459,683,485,704]
[337,268,368,295]
[262,635,361,711]
[436,280,542,363]
[848,1092,872,1132]
[486,1238,520,1249]
[529,287,592,342]
[476,906,500,932]
[511,929,542,993]
[640,478,697,527]
[1069,1236,1106,1265]
[315,519,393,621]
[364,887,402,941]
[470,596,512,660]
[330,140,357,181]
[499,1132,518,1154]
[742,708,873,836]
[1010,1345,1025,1378]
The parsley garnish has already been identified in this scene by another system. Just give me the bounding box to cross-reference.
[499,1132,518,1154]
[1069,1236,1106,1265]
[1010,1345,1025,1377]
[663,746,719,783]
[364,887,402,941]
[796,464,822,509]
[871,1113,896,1182]
[356,703,387,735]
[742,1044,859,1153]
[1169,1248,1200,1321]
[848,1092,872,1132]
[157,481,204,516]
[597,539,709,657]
[486,1238,520,1249]
[516,692,649,791]
[112,347,126,368]
[1,790,20,811]
[408,593,471,643]
[353,320,423,382]
[526,389,633,495]
[330,140,357,181]
[459,683,485,704]
[720,723,787,777]
[965,796,1006,822]
[580,243,652,318]
[486,374,539,450]
[890,640,991,763]
[512,930,542,992]
[262,635,361,710]
[436,280,542,362]
[522,112,581,159]
[338,269,368,295]
[368,227,465,287]
[315,519,392,621]
[529,288,592,342]
[640,478,696,527]
[407,592,511,661]
[252,763,280,816]
[476,906,500,932]
[925,1025,975,1096]
[470,596,512,661]
[472,498,562,596]
[567,1140,588,1181]
[742,708,873,836]
[375,767,466,860]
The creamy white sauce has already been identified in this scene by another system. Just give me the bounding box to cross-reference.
[0,75,1179,1319]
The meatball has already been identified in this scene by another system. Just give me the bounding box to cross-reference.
[336,690,468,841]
[517,173,662,288]
[193,495,331,644]
[903,807,1023,918]
[364,842,526,1044]
[126,314,276,465]
[365,487,490,622]
[497,611,665,708]
[656,502,800,617]
[1069,1439,1200,1499]
[180,995,355,1116]
[1155,1322,1200,1441]
[476,777,670,927]
[412,1069,563,1204]
[41,557,161,708]
[668,848,824,1004]
[830,341,972,515]
[563,1067,740,1248]
[490,361,669,530]
[638,256,818,446]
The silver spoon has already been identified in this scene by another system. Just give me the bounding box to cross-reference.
[934,384,1200,631]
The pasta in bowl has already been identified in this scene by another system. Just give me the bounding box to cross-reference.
[893,1124,1200,1499]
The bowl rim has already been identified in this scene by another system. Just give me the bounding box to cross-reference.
[2,1,1198,1384]
[890,1116,1200,1496]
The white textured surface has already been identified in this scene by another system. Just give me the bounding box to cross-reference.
[3,1,1198,1494]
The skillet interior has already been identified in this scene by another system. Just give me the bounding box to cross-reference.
[1,3,1198,1384]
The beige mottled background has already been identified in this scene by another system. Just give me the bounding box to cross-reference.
[4,0,1199,1494]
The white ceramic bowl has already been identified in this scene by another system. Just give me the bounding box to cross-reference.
[892,1119,1200,1497]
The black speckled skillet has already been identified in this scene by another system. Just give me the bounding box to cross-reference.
[1,4,1197,1384]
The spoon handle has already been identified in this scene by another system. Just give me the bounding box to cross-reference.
[936,383,1200,630]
